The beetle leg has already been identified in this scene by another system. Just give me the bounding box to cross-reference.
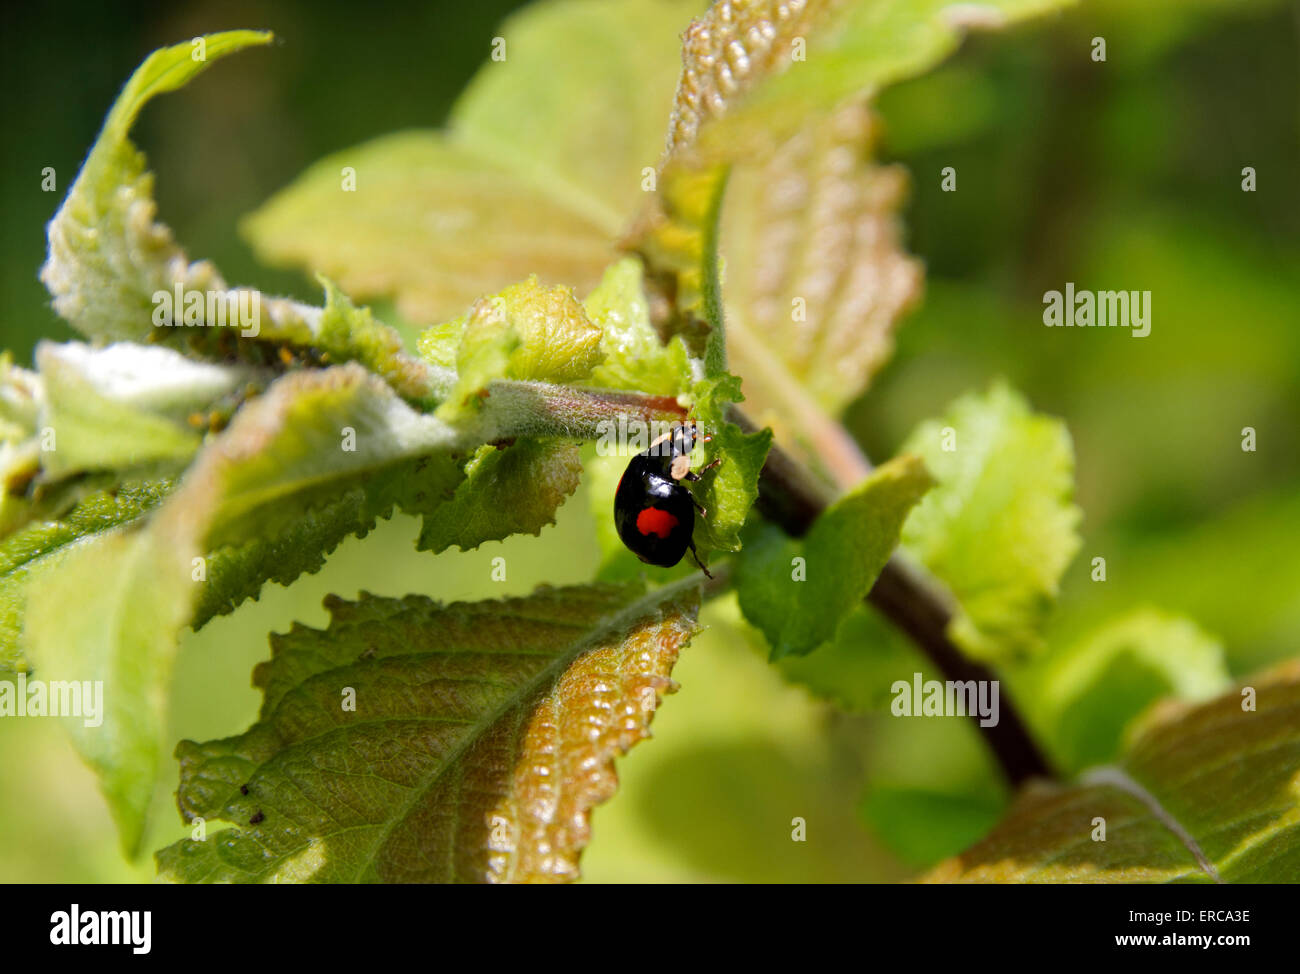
[682,456,724,483]
[688,541,713,579]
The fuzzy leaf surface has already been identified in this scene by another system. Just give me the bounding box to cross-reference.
[157,581,701,883]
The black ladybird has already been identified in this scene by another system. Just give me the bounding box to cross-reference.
[613,423,720,575]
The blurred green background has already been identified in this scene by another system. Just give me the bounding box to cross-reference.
[1,0,1296,882]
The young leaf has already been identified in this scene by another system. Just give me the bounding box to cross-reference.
[861,786,1006,869]
[20,366,465,852]
[925,660,1300,883]
[189,454,461,629]
[773,603,925,711]
[584,258,693,397]
[0,355,41,442]
[687,375,774,555]
[244,0,700,325]
[40,29,270,343]
[721,103,923,433]
[414,440,582,553]
[156,580,701,883]
[1025,609,1230,773]
[425,277,604,420]
[0,342,264,544]
[174,366,464,547]
[626,151,764,559]
[663,0,1078,170]
[900,382,1081,662]
[40,31,433,402]
[638,1,1071,482]
[24,520,193,855]
[1,357,49,535]
[0,481,170,674]
[35,342,260,479]
[736,453,933,658]
[20,361,665,850]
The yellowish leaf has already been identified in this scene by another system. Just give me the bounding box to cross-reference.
[924,660,1300,883]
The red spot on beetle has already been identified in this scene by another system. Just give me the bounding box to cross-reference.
[636,507,678,539]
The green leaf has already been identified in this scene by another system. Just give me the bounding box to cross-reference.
[1053,487,1300,675]
[156,580,701,883]
[39,31,432,402]
[687,374,774,555]
[426,277,604,420]
[25,519,192,855]
[314,279,437,405]
[0,342,262,542]
[926,660,1300,883]
[180,367,464,547]
[245,0,700,325]
[773,603,924,711]
[20,365,464,852]
[20,361,643,850]
[900,382,1081,662]
[637,1,1072,479]
[189,454,463,629]
[39,30,268,344]
[0,481,171,674]
[35,342,257,479]
[663,0,1078,170]
[861,787,1006,869]
[737,453,933,658]
[584,258,692,397]
[721,102,923,435]
[1026,609,1230,773]
[1,356,48,535]
[0,354,41,442]
[415,439,582,553]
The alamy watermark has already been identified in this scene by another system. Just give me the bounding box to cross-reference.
[152,284,261,338]
[50,905,150,954]
[0,673,103,727]
[594,417,711,457]
[1043,283,1151,337]
[891,672,1000,727]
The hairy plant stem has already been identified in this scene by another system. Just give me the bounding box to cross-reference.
[728,406,1055,788]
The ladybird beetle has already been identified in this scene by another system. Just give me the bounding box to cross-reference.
[614,422,721,576]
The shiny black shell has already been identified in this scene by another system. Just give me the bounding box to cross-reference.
[613,426,699,567]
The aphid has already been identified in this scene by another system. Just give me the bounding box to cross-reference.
[614,422,721,576]
[249,810,265,825]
